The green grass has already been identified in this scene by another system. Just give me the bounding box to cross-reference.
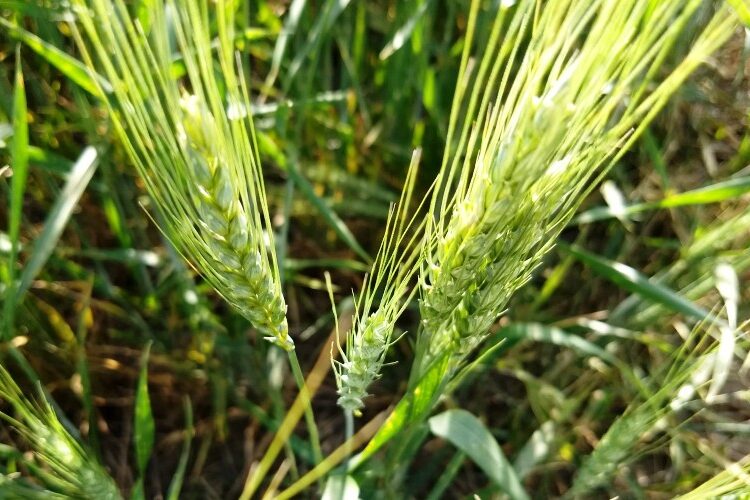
[1,1,749,498]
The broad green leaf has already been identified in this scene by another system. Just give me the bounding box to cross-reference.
[16,147,99,299]
[560,243,713,323]
[3,47,28,339]
[0,18,111,97]
[428,409,529,500]
[134,343,155,480]
[321,474,359,500]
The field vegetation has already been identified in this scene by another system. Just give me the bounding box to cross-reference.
[1,0,750,498]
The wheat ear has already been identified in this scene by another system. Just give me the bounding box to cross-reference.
[0,366,120,499]
[414,0,737,377]
[69,0,291,349]
[334,150,431,413]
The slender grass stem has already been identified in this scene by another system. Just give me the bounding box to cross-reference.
[344,409,354,467]
[287,350,323,465]
[275,412,386,500]
[241,331,337,500]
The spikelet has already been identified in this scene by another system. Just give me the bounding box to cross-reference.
[69,0,291,349]
[0,366,120,499]
[413,0,737,377]
[676,458,750,500]
[334,150,430,413]
[568,318,725,497]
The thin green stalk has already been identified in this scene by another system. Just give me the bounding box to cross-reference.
[287,350,323,465]
[344,409,354,465]
[241,345,330,500]
[275,414,385,500]
[425,451,465,500]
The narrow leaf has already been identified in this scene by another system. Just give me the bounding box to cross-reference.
[286,161,371,262]
[351,354,450,467]
[574,176,750,224]
[429,409,529,500]
[134,343,155,478]
[707,263,739,401]
[0,18,111,96]
[560,243,713,323]
[16,147,99,299]
[379,0,433,60]
[502,323,619,365]
[3,46,28,339]
[166,397,193,500]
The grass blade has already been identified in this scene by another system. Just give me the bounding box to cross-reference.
[502,323,619,366]
[321,474,359,500]
[707,263,739,401]
[574,176,750,224]
[166,397,193,500]
[0,18,110,96]
[16,147,99,300]
[286,161,371,262]
[560,243,713,323]
[262,0,307,96]
[2,45,28,339]
[428,409,529,500]
[351,354,450,468]
[285,0,352,89]
[133,343,155,499]
[513,421,558,480]
[379,0,433,61]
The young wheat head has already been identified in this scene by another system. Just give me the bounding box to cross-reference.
[69,0,292,350]
[413,0,737,378]
[334,151,432,413]
[0,366,120,499]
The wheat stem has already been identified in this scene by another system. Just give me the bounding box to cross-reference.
[287,350,323,465]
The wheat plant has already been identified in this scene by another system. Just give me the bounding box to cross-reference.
[334,150,429,416]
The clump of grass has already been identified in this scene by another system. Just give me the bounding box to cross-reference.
[0,366,120,499]
[69,0,291,349]
[412,0,737,378]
